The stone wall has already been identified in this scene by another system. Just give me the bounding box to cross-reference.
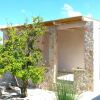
[74,21,94,94]
[74,68,86,94]
[39,26,58,90]
[48,26,58,84]
[84,21,93,91]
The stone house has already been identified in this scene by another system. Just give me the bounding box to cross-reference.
[0,16,100,93]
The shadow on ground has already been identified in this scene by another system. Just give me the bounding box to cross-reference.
[0,94,20,100]
[92,95,100,100]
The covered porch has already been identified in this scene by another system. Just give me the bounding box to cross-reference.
[1,16,100,94]
[41,16,100,94]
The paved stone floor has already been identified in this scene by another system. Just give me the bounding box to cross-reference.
[1,74,100,100]
[57,74,74,81]
[0,88,56,100]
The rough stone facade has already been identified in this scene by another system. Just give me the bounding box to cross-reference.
[48,26,58,84]
[84,21,93,91]
[39,26,58,90]
[74,68,86,94]
[74,21,94,94]
[0,17,95,93]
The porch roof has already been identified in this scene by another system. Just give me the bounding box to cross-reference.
[0,16,99,30]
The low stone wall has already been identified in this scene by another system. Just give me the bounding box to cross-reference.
[73,68,86,94]
[39,68,54,90]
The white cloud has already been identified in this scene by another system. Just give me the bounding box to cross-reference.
[62,4,93,18]
[63,4,73,11]
[67,10,82,17]
[62,4,82,17]
[86,13,93,18]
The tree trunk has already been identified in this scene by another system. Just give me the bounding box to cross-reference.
[13,76,19,87]
[20,80,28,98]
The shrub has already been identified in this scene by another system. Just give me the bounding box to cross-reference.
[55,80,75,100]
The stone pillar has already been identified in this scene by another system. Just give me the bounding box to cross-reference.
[74,21,94,94]
[84,21,93,91]
[48,26,58,84]
[74,68,86,94]
[39,26,58,90]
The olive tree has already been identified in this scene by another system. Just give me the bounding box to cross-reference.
[0,17,46,97]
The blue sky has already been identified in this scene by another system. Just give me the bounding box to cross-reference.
[0,0,100,25]
[0,0,100,39]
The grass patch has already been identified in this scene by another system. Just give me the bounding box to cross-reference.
[54,80,75,100]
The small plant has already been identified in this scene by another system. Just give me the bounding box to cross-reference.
[55,80,75,100]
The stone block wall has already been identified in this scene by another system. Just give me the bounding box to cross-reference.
[74,68,86,94]
[74,21,94,94]
[84,21,93,91]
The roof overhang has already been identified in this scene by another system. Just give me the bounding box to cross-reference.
[0,16,99,31]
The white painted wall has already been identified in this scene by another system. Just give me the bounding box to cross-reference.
[58,29,84,72]
[93,21,100,92]
[0,31,3,44]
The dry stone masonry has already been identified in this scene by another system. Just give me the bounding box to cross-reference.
[74,21,94,94]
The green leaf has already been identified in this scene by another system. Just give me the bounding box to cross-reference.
[0,16,46,87]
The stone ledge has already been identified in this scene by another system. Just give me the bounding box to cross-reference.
[73,68,85,72]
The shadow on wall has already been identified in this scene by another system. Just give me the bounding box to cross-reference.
[92,95,100,100]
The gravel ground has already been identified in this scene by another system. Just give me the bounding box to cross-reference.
[0,88,57,100]
[1,74,100,100]
[1,87,100,100]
